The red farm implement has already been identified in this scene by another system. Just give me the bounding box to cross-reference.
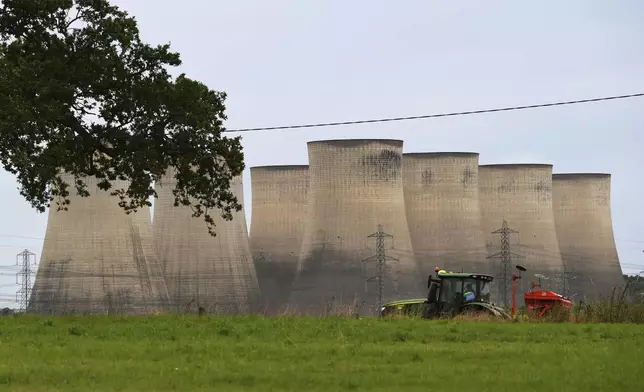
[511,265,573,320]
[524,282,573,319]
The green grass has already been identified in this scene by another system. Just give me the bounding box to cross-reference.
[1,315,643,392]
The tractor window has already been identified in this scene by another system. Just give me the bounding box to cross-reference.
[437,278,465,315]
[438,279,461,303]
[463,278,491,302]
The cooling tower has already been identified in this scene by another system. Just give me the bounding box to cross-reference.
[288,139,423,316]
[552,173,624,300]
[28,175,170,315]
[249,165,309,314]
[153,168,261,314]
[402,153,489,277]
[478,164,564,305]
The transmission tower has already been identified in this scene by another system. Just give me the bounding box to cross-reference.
[554,258,577,297]
[362,224,398,313]
[487,220,524,308]
[15,249,37,312]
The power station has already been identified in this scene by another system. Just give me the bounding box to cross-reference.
[249,165,309,314]
[153,169,261,314]
[288,139,422,315]
[552,173,624,300]
[478,164,564,304]
[402,152,489,278]
[28,174,169,315]
[22,141,628,315]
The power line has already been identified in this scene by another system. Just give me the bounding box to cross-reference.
[616,238,644,244]
[0,233,43,240]
[224,92,644,132]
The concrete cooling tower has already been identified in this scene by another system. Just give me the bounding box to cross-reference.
[402,153,489,277]
[478,164,564,305]
[552,173,624,300]
[153,168,261,314]
[288,139,423,316]
[28,174,170,315]
[249,165,309,314]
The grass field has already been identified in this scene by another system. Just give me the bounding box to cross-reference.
[1,315,643,391]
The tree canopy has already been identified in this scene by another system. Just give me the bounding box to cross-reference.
[0,0,244,235]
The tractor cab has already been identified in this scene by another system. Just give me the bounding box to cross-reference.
[427,268,496,318]
[380,267,509,319]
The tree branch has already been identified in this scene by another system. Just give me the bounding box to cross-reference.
[65,9,82,31]
[69,117,115,158]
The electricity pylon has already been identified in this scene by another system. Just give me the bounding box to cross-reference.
[16,249,37,312]
[554,257,577,297]
[362,224,398,313]
[487,220,524,308]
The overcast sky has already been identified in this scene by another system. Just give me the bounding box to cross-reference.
[2,0,643,306]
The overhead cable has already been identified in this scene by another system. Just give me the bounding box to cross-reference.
[224,92,644,133]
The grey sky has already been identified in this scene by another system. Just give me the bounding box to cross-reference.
[2,0,643,306]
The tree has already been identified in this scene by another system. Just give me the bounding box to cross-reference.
[0,0,243,235]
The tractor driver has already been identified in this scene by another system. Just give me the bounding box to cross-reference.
[463,283,476,302]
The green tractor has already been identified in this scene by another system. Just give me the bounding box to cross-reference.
[380,267,511,320]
